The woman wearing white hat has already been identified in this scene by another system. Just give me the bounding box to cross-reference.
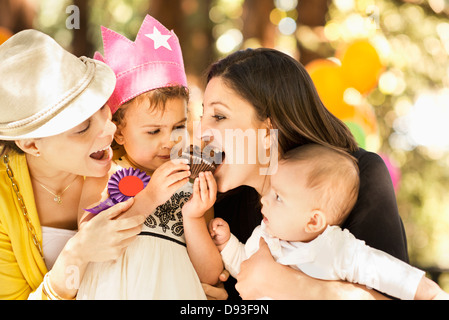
[0,30,146,299]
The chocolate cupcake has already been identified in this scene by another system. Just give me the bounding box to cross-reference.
[181,145,216,183]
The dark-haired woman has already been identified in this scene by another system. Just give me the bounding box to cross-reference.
[201,48,408,299]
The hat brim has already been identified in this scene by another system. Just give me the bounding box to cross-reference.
[0,58,116,141]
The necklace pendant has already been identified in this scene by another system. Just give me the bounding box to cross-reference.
[54,196,62,204]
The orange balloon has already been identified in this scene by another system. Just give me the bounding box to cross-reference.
[306,59,355,120]
[338,40,384,95]
[330,101,356,120]
[0,27,13,45]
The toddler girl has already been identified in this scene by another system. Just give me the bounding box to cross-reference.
[76,15,207,299]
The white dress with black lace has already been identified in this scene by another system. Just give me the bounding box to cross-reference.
[77,158,206,300]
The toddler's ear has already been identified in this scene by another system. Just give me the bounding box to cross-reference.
[305,210,327,234]
[114,127,125,145]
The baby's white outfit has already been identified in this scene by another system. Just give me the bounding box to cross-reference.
[221,222,424,300]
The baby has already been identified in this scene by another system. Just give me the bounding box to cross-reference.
[209,144,449,300]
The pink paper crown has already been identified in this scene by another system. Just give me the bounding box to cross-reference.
[94,15,188,114]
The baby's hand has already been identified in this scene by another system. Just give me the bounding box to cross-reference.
[208,217,231,250]
[182,171,217,219]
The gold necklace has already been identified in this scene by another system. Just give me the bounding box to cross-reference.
[35,175,79,204]
[3,154,44,258]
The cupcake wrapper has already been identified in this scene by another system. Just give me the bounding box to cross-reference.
[182,150,216,183]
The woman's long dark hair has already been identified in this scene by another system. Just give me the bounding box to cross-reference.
[207,48,359,156]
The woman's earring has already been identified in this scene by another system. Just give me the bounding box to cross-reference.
[115,136,124,145]
[264,131,271,150]
[35,152,41,157]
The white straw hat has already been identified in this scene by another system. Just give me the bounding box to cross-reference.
[0,29,116,140]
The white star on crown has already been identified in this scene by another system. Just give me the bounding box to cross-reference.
[145,27,172,51]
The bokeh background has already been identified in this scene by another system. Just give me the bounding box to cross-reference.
[2,0,449,291]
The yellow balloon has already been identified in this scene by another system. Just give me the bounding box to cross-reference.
[0,27,13,46]
[306,59,354,119]
[338,40,384,95]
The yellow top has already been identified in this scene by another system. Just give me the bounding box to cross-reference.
[0,152,48,299]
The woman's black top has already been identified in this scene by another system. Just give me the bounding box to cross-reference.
[214,148,409,299]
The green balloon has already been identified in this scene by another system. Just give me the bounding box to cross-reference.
[345,121,366,149]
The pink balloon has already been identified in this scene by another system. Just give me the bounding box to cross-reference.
[380,154,401,192]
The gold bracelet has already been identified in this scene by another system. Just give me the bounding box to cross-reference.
[42,272,75,300]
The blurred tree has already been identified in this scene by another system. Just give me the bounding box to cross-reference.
[396,0,449,17]
[296,0,330,65]
[0,0,36,33]
[242,0,275,47]
[238,0,331,64]
[149,0,215,80]
[148,0,184,37]
[72,0,94,57]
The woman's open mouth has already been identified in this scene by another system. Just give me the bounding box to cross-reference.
[210,148,225,173]
[89,145,112,162]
